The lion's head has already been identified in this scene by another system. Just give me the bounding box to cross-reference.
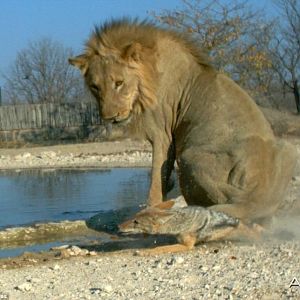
[69,23,158,123]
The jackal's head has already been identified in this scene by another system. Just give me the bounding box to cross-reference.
[118,207,174,235]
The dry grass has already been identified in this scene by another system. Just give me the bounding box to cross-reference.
[261,107,300,137]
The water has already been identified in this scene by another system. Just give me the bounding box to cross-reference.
[0,168,152,230]
[0,168,180,258]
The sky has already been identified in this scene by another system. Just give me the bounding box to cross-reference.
[0,0,275,87]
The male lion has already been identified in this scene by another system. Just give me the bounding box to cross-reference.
[70,19,296,225]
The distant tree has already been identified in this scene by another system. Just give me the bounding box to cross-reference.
[3,38,86,104]
[151,0,275,100]
[270,0,300,113]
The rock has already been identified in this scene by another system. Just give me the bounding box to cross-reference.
[51,245,70,250]
[212,265,221,271]
[59,249,71,258]
[81,249,89,256]
[201,266,209,272]
[69,246,83,256]
[102,284,113,293]
[22,153,31,159]
[174,256,185,264]
[65,245,90,256]
[31,278,41,284]
[90,288,101,295]
[16,282,32,292]
[292,176,300,182]
[41,151,57,158]
[153,261,162,269]
[50,264,60,271]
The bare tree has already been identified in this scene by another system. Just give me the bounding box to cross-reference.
[3,38,86,104]
[151,0,275,99]
[271,0,300,113]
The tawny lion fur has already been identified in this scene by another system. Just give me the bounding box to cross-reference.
[70,19,297,224]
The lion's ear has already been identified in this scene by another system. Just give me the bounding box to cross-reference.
[68,54,89,74]
[122,42,142,63]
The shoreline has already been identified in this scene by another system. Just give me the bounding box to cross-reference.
[0,140,152,170]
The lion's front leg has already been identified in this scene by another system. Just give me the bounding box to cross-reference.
[148,140,175,207]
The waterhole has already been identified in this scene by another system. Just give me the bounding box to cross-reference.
[0,168,179,258]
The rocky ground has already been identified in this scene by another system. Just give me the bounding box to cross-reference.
[0,241,300,299]
[0,136,300,299]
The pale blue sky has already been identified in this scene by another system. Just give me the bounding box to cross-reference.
[0,0,275,86]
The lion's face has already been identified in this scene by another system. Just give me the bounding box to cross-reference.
[70,55,139,123]
[69,42,158,124]
[85,56,140,123]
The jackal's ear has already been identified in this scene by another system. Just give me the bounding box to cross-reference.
[68,54,89,74]
[154,200,175,210]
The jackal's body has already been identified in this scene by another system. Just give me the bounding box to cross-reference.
[119,198,260,254]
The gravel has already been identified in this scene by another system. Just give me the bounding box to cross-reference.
[0,241,300,299]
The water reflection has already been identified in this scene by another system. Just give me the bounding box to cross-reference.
[0,168,153,229]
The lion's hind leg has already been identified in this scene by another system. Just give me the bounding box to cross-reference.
[210,138,296,225]
[204,221,264,242]
[198,206,265,242]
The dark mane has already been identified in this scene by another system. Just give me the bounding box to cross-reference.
[86,18,211,68]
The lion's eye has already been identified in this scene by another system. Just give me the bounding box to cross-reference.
[90,84,100,92]
[115,80,124,88]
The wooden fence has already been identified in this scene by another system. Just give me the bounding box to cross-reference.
[0,102,101,130]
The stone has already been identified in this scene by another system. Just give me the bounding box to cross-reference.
[51,245,70,250]
[22,153,31,159]
[250,272,259,279]
[50,264,60,271]
[42,151,57,158]
[16,282,32,292]
[69,245,82,256]
[174,256,185,264]
[101,285,113,293]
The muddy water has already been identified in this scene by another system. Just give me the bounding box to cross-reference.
[0,168,179,258]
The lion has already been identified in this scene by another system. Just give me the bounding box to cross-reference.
[69,19,296,226]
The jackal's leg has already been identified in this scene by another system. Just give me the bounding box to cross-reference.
[136,233,196,256]
[135,244,191,256]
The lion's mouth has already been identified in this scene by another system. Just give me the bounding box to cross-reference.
[101,112,132,125]
[112,113,132,125]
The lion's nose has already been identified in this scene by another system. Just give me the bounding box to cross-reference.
[100,106,119,121]
[101,114,118,122]
[101,107,130,123]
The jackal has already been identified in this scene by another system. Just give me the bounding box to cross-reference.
[119,197,262,255]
